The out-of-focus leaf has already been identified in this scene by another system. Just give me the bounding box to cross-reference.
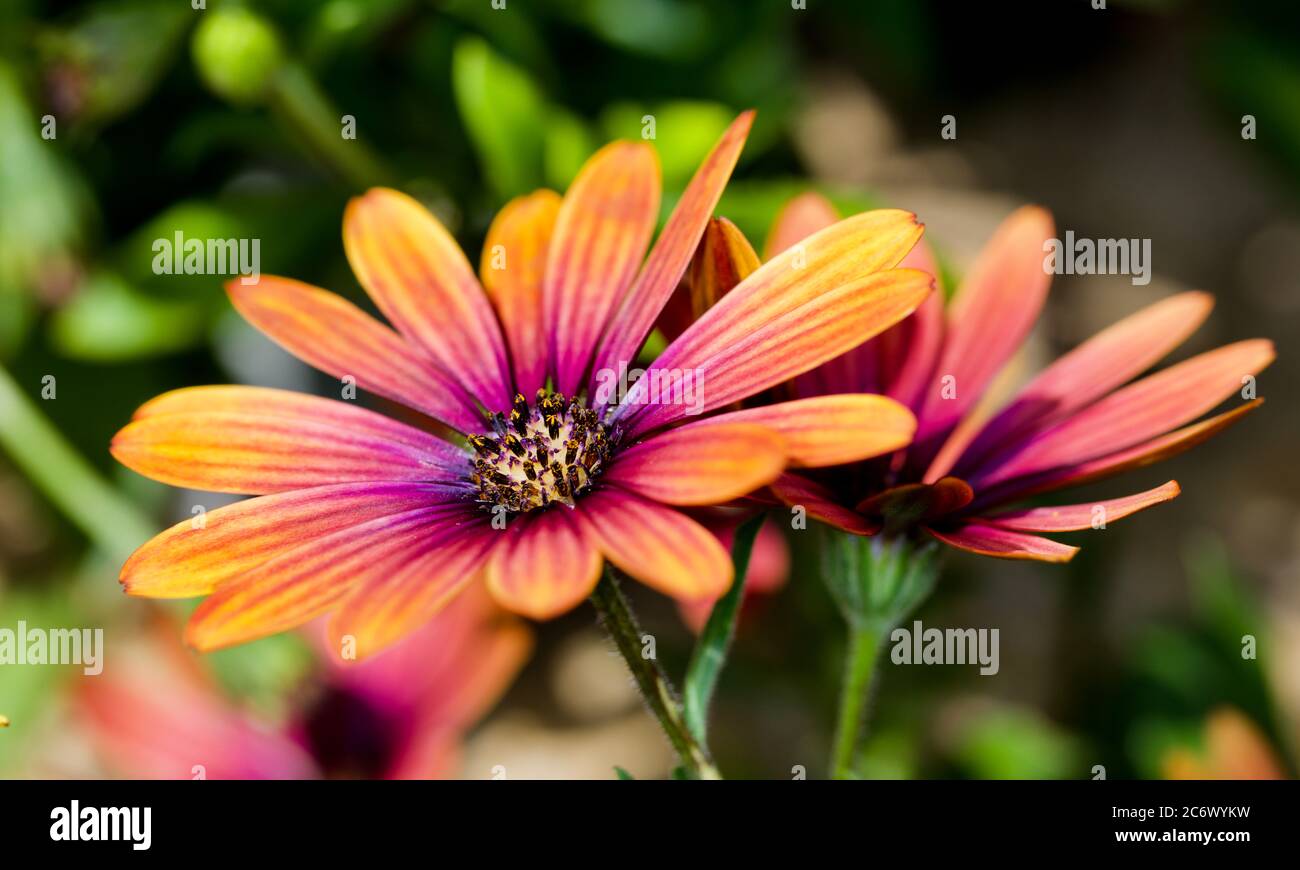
[302,0,412,65]
[1128,717,1203,780]
[0,593,73,776]
[543,108,595,191]
[857,728,920,779]
[1198,27,1300,189]
[953,705,1084,780]
[0,62,93,302]
[578,0,710,61]
[0,293,33,360]
[205,629,315,719]
[452,36,546,199]
[1185,534,1263,654]
[49,271,206,361]
[117,201,250,298]
[38,0,191,126]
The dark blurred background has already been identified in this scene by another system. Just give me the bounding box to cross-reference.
[0,0,1296,778]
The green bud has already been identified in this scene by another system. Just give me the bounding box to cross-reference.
[819,528,939,633]
[191,7,284,106]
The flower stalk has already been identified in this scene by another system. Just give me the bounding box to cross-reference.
[821,529,939,779]
[590,569,722,780]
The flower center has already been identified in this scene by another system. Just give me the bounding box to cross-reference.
[469,390,611,513]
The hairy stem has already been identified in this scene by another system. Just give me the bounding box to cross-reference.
[829,624,882,779]
[589,570,722,780]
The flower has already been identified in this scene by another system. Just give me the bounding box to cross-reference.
[675,193,1274,561]
[78,585,530,779]
[111,113,933,657]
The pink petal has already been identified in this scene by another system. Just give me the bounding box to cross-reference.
[978,480,1180,532]
[911,206,1055,457]
[763,191,839,259]
[544,141,660,396]
[622,267,933,438]
[969,399,1262,511]
[926,522,1078,562]
[974,339,1275,489]
[486,507,602,620]
[624,208,924,431]
[575,486,732,600]
[227,276,483,433]
[344,188,512,413]
[768,472,878,535]
[953,291,1215,478]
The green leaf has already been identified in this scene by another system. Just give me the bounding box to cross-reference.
[613,766,635,780]
[38,0,192,125]
[49,271,206,360]
[682,512,764,744]
[452,36,546,199]
[544,108,595,191]
[953,705,1085,780]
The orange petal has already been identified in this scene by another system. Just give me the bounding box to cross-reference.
[544,141,660,395]
[926,522,1078,563]
[703,394,916,467]
[480,190,562,395]
[769,472,878,535]
[227,276,483,432]
[977,480,1180,533]
[688,217,762,317]
[764,191,839,259]
[120,482,457,598]
[641,209,924,397]
[185,505,453,651]
[794,236,944,401]
[591,112,754,392]
[575,486,731,600]
[486,508,602,619]
[329,524,497,660]
[653,217,760,345]
[956,291,1216,477]
[913,206,1055,451]
[344,187,511,411]
[978,339,1275,488]
[603,422,786,505]
[113,396,467,494]
[625,267,934,436]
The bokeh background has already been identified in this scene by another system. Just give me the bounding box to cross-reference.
[1,0,1297,779]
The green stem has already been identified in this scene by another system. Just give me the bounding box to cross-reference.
[0,364,154,564]
[683,512,764,744]
[829,624,882,779]
[268,63,393,190]
[589,570,722,780]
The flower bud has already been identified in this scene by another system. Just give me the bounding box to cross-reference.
[192,7,284,106]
